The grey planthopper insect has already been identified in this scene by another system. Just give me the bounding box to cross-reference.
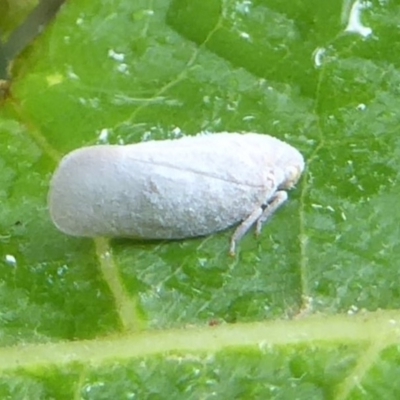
[48,132,305,255]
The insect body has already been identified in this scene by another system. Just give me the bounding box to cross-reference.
[48,133,304,254]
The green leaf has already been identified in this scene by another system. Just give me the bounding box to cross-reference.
[2,0,400,398]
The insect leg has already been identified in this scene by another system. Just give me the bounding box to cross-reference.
[229,207,263,256]
[255,190,288,236]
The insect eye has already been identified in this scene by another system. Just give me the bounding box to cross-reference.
[282,165,302,189]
